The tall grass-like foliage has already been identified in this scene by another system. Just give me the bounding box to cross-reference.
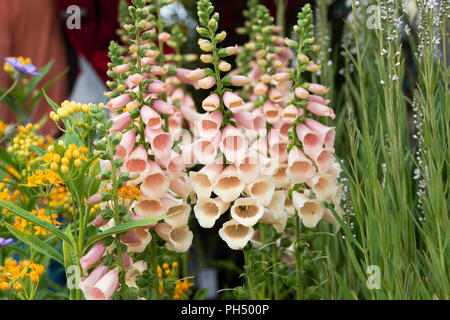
[318,0,449,299]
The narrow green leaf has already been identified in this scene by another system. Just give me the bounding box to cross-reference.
[4,223,64,265]
[0,146,19,171]
[325,202,364,253]
[25,67,69,112]
[43,89,60,112]
[334,272,357,300]
[0,199,70,243]
[85,211,180,249]
[30,144,46,158]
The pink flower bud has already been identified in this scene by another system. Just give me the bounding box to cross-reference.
[130,73,143,84]
[295,87,309,99]
[152,100,175,115]
[223,91,245,113]
[268,87,283,103]
[254,82,268,95]
[306,101,335,119]
[198,76,216,89]
[106,94,131,111]
[80,242,106,275]
[158,32,172,42]
[273,72,290,82]
[202,94,220,112]
[110,111,133,133]
[150,65,168,75]
[112,64,130,74]
[147,80,167,93]
[186,68,206,81]
[230,75,251,86]
[308,83,329,95]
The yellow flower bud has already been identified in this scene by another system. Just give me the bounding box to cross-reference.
[50,162,59,171]
[61,157,70,166]
[13,282,22,291]
[60,165,69,174]
[74,159,82,168]
[200,54,213,64]
[218,61,231,72]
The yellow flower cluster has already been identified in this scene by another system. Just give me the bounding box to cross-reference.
[0,185,22,215]
[0,120,8,135]
[0,258,45,291]
[48,186,72,209]
[22,169,63,188]
[156,261,193,299]
[44,143,88,174]
[50,100,91,122]
[173,278,194,300]
[0,183,10,202]
[14,208,61,236]
[117,185,141,200]
[6,124,53,161]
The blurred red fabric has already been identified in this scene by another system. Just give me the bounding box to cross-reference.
[53,0,121,83]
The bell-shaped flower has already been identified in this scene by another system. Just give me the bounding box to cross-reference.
[166,225,193,253]
[80,241,106,275]
[134,198,166,219]
[212,165,245,202]
[305,118,335,148]
[140,161,170,200]
[193,130,221,165]
[219,219,254,250]
[188,162,223,199]
[245,176,275,206]
[219,125,247,164]
[125,145,148,173]
[292,191,325,228]
[140,105,162,130]
[308,173,339,201]
[223,91,245,113]
[230,197,264,227]
[287,146,316,184]
[194,197,229,228]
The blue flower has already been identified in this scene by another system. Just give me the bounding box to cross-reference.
[0,237,15,247]
[4,57,42,76]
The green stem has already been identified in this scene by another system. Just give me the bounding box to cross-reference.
[276,0,286,37]
[272,243,279,300]
[150,233,160,300]
[243,249,257,300]
[294,212,302,300]
[0,79,18,102]
[108,138,126,300]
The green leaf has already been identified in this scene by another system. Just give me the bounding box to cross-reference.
[334,272,357,300]
[0,199,70,243]
[30,144,46,158]
[85,211,180,249]
[4,223,64,265]
[25,66,69,112]
[43,89,60,112]
[325,202,364,253]
[193,288,209,300]
[24,61,53,99]
[0,145,19,171]
[62,225,79,300]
